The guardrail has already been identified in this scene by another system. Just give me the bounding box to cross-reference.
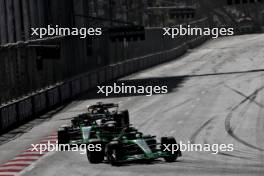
[0,19,210,134]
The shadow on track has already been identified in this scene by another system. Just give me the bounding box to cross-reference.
[78,68,264,100]
[100,159,181,167]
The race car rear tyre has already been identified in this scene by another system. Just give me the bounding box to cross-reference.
[106,142,122,166]
[57,127,69,144]
[161,136,179,162]
[115,110,130,127]
[120,110,130,127]
[87,139,104,164]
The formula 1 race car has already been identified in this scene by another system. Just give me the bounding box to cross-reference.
[71,102,129,127]
[86,127,182,165]
[57,102,129,145]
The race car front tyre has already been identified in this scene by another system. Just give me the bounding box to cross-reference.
[106,142,122,166]
[161,136,179,162]
[87,139,104,163]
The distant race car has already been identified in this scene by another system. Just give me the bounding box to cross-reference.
[87,127,182,165]
[57,102,129,145]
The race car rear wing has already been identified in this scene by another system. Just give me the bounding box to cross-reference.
[87,102,119,110]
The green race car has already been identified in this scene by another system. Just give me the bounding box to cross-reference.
[86,127,182,165]
[57,102,129,145]
[57,102,182,166]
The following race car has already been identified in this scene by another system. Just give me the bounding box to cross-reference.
[57,102,129,145]
[86,127,182,165]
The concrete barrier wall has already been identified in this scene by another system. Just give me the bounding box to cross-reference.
[17,97,33,122]
[71,80,81,98]
[0,17,209,104]
[0,104,17,131]
[60,83,71,102]
[47,87,60,108]
[81,75,90,92]
[32,92,47,114]
[89,72,98,88]
[0,18,210,134]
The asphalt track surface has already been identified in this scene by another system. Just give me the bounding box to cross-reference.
[1,34,264,176]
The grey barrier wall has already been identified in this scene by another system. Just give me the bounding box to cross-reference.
[0,18,209,103]
[0,18,210,134]
[32,91,47,114]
